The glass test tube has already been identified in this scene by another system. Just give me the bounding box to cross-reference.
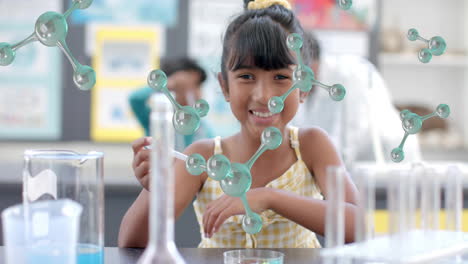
[354,168,375,243]
[410,162,426,230]
[445,165,463,232]
[406,166,419,231]
[387,170,411,235]
[325,166,346,248]
[420,168,441,231]
[445,166,464,264]
[137,93,185,264]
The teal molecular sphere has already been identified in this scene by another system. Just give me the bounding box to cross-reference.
[173,106,200,135]
[407,28,419,41]
[242,213,263,234]
[148,69,168,92]
[73,65,96,91]
[34,12,68,47]
[184,127,282,235]
[392,104,450,163]
[186,153,206,176]
[293,66,315,92]
[337,0,352,10]
[391,147,405,163]
[402,113,423,134]
[146,69,210,135]
[206,154,231,181]
[293,65,315,82]
[194,99,210,117]
[399,109,411,121]
[220,163,252,197]
[287,33,303,50]
[408,28,446,63]
[436,104,450,118]
[429,36,447,56]
[272,33,345,116]
[261,127,282,150]
[329,84,346,101]
[268,96,284,114]
[418,48,432,64]
[0,43,15,66]
[73,0,93,9]
[0,0,96,91]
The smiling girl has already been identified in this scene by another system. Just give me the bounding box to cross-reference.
[119,0,358,248]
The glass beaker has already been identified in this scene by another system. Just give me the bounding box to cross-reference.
[23,150,104,264]
[2,199,82,264]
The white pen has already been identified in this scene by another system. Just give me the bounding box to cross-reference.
[143,145,188,162]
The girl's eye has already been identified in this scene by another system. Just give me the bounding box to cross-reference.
[238,74,254,80]
[274,74,289,80]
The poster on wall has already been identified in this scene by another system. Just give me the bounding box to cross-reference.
[91,26,162,142]
[188,0,243,137]
[0,0,62,140]
[69,0,179,26]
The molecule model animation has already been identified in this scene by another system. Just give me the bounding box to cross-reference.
[391,104,450,162]
[185,127,283,234]
[0,0,97,91]
[268,33,346,114]
[337,0,353,10]
[147,69,210,135]
[407,28,447,64]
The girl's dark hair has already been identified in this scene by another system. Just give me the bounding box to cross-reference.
[304,31,321,62]
[221,0,310,82]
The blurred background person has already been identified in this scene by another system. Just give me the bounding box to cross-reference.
[292,32,422,169]
[129,57,215,151]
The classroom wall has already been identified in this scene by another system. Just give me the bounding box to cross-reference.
[60,0,189,141]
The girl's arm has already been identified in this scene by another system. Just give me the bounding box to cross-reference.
[118,189,150,248]
[268,187,357,243]
[291,127,358,242]
[118,138,212,248]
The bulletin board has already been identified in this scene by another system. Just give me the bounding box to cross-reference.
[69,0,179,26]
[0,0,62,140]
[90,26,162,142]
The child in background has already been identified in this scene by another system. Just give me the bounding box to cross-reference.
[119,0,358,248]
[128,57,214,151]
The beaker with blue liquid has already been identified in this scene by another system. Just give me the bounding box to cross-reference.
[23,150,105,264]
[2,199,82,264]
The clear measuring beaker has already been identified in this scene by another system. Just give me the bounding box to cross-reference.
[23,150,104,264]
[2,199,83,264]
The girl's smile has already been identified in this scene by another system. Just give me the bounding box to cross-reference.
[249,108,279,126]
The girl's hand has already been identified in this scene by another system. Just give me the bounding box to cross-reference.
[131,137,152,190]
[203,187,272,238]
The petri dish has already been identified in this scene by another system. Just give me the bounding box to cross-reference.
[223,249,284,264]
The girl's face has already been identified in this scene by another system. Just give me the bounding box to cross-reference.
[220,65,300,137]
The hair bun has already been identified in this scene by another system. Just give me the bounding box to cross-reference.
[243,0,254,9]
[245,0,292,10]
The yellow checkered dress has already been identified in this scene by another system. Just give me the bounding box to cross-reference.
[193,126,324,248]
